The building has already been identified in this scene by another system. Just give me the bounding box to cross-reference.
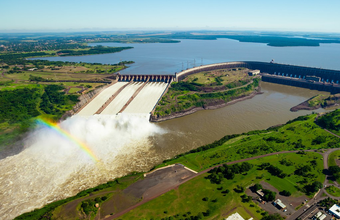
[314,211,326,220]
[256,189,264,197]
[248,70,260,76]
[329,204,340,218]
[273,199,286,210]
[225,212,244,220]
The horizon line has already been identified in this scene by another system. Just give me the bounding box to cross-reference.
[0,29,340,35]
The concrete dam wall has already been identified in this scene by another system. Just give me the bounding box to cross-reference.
[77,62,340,118]
[175,61,340,93]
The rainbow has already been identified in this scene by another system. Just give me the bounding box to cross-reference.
[36,118,99,163]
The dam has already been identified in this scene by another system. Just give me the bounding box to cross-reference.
[77,75,174,117]
[176,61,340,93]
[77,61,340,118]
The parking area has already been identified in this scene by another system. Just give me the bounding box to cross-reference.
[246,181,309,217]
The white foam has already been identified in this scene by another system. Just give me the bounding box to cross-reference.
[0,114,165,220]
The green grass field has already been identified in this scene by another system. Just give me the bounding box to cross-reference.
[326,186,340,197]
[184,68,250,86]
[120,152,324,220]
[68,87,82,94]
[328,150,340,167]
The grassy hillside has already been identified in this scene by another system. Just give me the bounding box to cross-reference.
[158,114,338,171]
[318,109,340,135]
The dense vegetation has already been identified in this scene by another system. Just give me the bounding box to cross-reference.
[207,162,253,184]
[318,109,340,135]
[0,85,78,148]
[57,45,132,56]
[0,85,77,124]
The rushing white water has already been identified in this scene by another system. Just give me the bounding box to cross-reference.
[124,82,168,114]
[0,114,165,220]
[77,82,128,116]
[101,82,144,115]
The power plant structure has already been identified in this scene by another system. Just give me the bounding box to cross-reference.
[76,61,340,118]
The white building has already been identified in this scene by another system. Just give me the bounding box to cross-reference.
[225,212,244,220]
[329,204,340,218]
[248,70,260,76]
[314,211,326,220]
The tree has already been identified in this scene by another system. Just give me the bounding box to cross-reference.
[262,189,276,201]
[261,213,284,220]
[235,185,245,193]
[253,183,263,191]
[280,190,291,196]
[197,212,204,219]
[294,165,312,176]
[305,181,323,194]
[329,166,340,175]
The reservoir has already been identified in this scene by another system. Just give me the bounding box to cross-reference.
[35,38,340,74]
[3,39,338,220]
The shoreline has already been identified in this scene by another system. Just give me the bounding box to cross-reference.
[290,95,340,112]
[150,87,262,122]
[290,99,321,112]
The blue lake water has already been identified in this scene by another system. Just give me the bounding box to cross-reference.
[33,38,340,74]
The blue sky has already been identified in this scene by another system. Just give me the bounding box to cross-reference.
[1,0,340,33]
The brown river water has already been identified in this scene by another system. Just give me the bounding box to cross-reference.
[151,81,330,159]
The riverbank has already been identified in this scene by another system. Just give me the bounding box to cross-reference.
[150,87,262,122]
[290,94,340,112]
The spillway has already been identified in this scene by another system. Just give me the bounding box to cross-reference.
[123,82,168,114]
[101,82,144,115]
[77,82,128,116]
